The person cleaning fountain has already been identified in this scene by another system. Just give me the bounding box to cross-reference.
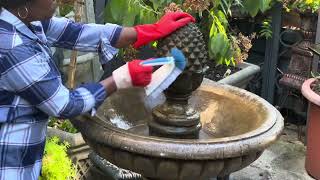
[0,0,194,179]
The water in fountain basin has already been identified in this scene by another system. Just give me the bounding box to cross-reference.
[104,108,133,130]
[110,115,132,130]
[98,86,267,140]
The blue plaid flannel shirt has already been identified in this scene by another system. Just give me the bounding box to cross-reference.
[0,8,122,179]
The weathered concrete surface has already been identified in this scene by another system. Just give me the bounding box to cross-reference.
[231,125,314,180]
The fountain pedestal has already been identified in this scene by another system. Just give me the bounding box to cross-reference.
[149,100,201,139]
[149,75,202,139]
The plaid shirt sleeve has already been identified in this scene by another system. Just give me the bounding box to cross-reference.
[41,17,123,64]
[1,43,106,119]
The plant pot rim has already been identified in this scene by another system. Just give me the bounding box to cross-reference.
[47,127,86,146]
[302,78,320,106]
[217,62,260,87]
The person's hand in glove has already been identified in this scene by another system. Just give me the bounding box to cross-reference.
[132,12,195,48]
[112,60,153,89]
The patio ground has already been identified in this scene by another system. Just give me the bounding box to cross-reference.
[230,124,314,180]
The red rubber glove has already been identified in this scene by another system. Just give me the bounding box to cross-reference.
[133,12,196,49]
[112,60,153,89]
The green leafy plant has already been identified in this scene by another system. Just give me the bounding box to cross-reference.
[283,0,320,12]
[241,0,274,16]
[104,0,276,66]
[48,118,78,134]
[56,0,75,17]
[311,71,320,77]
[59,4,74,17]
[209,10,235,66]
[104,0,162,26]
[40,137,77,180]
[259,18,273,39]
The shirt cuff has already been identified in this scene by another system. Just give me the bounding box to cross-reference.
[79,82,107,110]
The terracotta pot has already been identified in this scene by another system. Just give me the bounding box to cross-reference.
[301,78,320,179]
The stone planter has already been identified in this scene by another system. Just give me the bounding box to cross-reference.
[218,62,261,89]
[47,127,92,180]
[301,78,320,180]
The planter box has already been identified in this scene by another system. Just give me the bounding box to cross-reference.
[218,62,261,88]
[47,127,92,180]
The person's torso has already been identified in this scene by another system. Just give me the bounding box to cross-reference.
[0,19,61,124]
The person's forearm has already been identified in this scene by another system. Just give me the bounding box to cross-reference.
[114,27,137,48]
[100,76,117,95]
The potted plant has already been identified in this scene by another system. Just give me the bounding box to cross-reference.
[301,77,320,180]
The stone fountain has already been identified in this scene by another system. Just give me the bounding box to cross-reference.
[71,24,284,180]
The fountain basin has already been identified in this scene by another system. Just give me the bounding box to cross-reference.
[72,80,284,179]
